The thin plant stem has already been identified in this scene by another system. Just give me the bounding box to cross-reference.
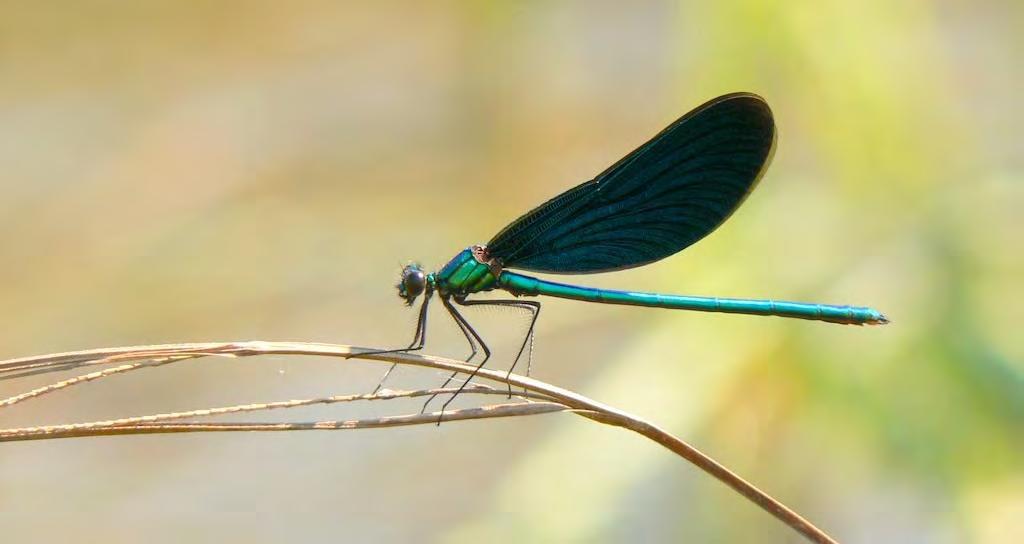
[0,341,837,544]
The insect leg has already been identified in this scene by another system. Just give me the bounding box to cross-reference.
[454,298,540,397]
[432,295,491,423]
[355,292,431,394]
[420,294,480,413]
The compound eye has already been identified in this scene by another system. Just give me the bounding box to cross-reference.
[402,267,426,298]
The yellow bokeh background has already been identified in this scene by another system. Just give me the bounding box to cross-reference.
[1,2,1021,542]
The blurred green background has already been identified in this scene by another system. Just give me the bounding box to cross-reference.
[0,1,1021,542]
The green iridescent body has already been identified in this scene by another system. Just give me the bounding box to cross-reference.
[432,247,499,296]
[381,94,887,419]
[433,246,885,325]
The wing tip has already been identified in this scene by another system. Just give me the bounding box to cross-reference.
[703,91,771,110]
[691,92,775,140]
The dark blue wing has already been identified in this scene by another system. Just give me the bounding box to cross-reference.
[486,93,776,274]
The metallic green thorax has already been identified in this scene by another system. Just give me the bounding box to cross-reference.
[432,247,500,296]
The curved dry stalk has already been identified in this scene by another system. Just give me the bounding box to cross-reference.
[0,384,554,438]
[0,341,837,544]
[0,347,214,378]
[1,359,179,407]
[2,401,574,441]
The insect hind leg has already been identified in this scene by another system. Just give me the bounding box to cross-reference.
[455,298,540,397]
